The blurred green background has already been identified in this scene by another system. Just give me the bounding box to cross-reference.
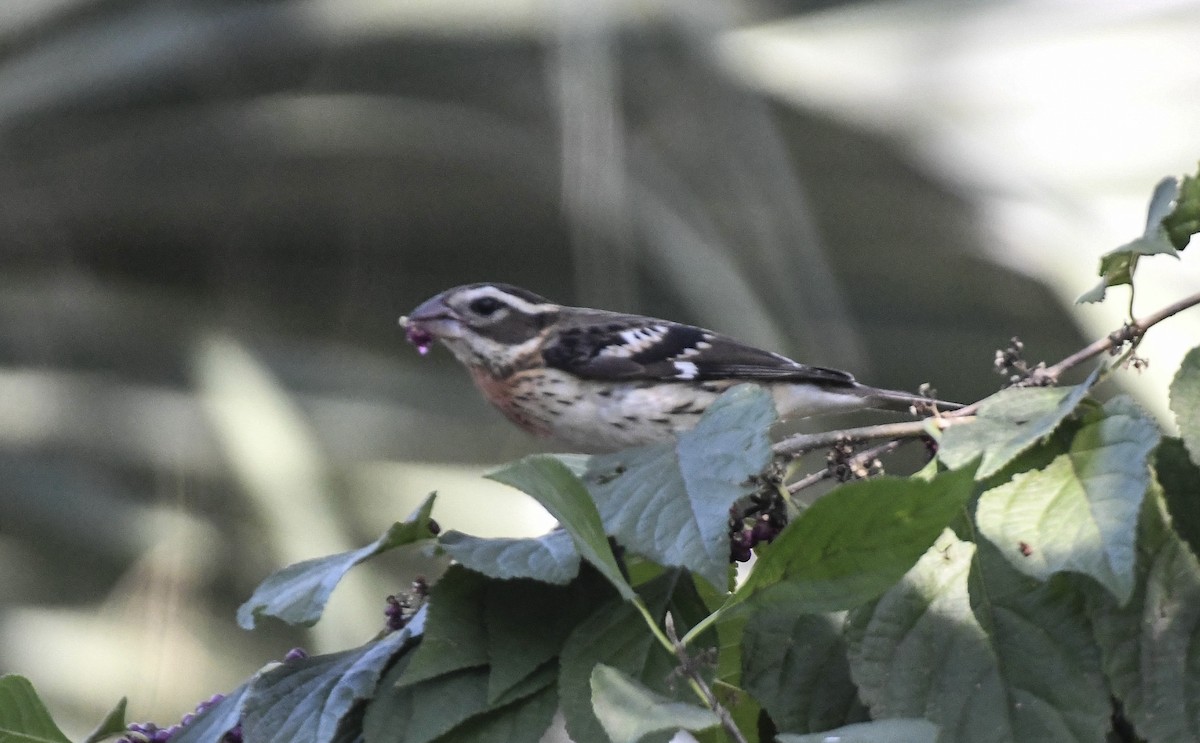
[1,0,1198,736]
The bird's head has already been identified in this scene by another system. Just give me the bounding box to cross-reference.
[401,283,561,373]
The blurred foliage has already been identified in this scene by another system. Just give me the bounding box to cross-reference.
[0,0,1090,734]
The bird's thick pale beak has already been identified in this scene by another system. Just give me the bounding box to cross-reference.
[400,294,464,355]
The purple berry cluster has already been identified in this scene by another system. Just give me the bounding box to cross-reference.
[116,695,240,743]
[729,512,784,562]
[728,484,789,563]
[115,645,310,743]
[384,577,429,632]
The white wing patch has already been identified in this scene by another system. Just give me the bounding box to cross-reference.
[671,337,713,360]
[673,361,700,380]
[600,325,671,358]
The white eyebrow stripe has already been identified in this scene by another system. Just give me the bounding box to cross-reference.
[458,286,557,315]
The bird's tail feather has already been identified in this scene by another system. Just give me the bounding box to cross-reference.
[866,386,964,413]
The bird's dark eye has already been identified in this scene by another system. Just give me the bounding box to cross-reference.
[468,296,504,317]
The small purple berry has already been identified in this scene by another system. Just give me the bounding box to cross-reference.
[750,519,777,545]
[730,530,754,562]
[384,595,408,631]
[283,647,309,663]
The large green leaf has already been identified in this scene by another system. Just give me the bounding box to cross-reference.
[365,662,490,743]
[590,665,719,743]
[558,571,714,743]
[1085,491,1200,742]
[733,467,974,612]
[1078,177,1181,303]
[583,385,775,590]
[1162,165,1200,249]
[438,528,579,585]
[482,575,604,704]
[489,456,634,601]
[1170,346,1200,467]
[429,685,558,743]
[237,495,437,629]
[846,531,1108,743]
[975,396,1159,603]
[0,675,71,743]
[740,609,866,735]
[239,613,423,743]
[399,566,606,708]
[169,682,251,743]
[365,657,556,743]
[397,566,489,687]
[938,369,1098,479]
[1156,437,1200,558]
[81,697,127,743]
[775,718,939,743]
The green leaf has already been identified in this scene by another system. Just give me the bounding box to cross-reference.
[365,661,491,743]
[583,385,775,590]
[1170,346,1200,467]
[489,660,560,710]
[401,567,605,704]
[1074,279,1109,306]
[590,665,719,743]
[438,528,580,585]
[1078,177,1182,303]
[1084,488,1200,742]
[733,467,975,613]
[81,697,127,743]
[240,613,423,743]
[430,685,558,743]
[846,531,1108,743]
[169,682,250,743]
[482,576,603,704]
[775,718,939,743]
[976,396,1159,603]
[0,675,72,743]
[398,566,489,687]
[938,368,1099,479]
[741,609,866,735]
[1156,437,1200,558]
[558,571,714,743]
[237,495,437,629]
[489,456,634,601]
[1162,165,1200,250]
[368,655,557,743]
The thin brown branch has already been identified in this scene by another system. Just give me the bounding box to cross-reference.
[782,289,1200,495]
[1031,290,1200,385]
[664,613,749,743]
[773,417,974,458]
[786,439,903,495]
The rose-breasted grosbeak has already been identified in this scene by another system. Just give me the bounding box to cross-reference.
[401,283,959,453]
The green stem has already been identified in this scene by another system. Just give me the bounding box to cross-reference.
[632,598,676,656]
[678,606,723,648]
[633,600,736,736]
[665,613,751,743]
